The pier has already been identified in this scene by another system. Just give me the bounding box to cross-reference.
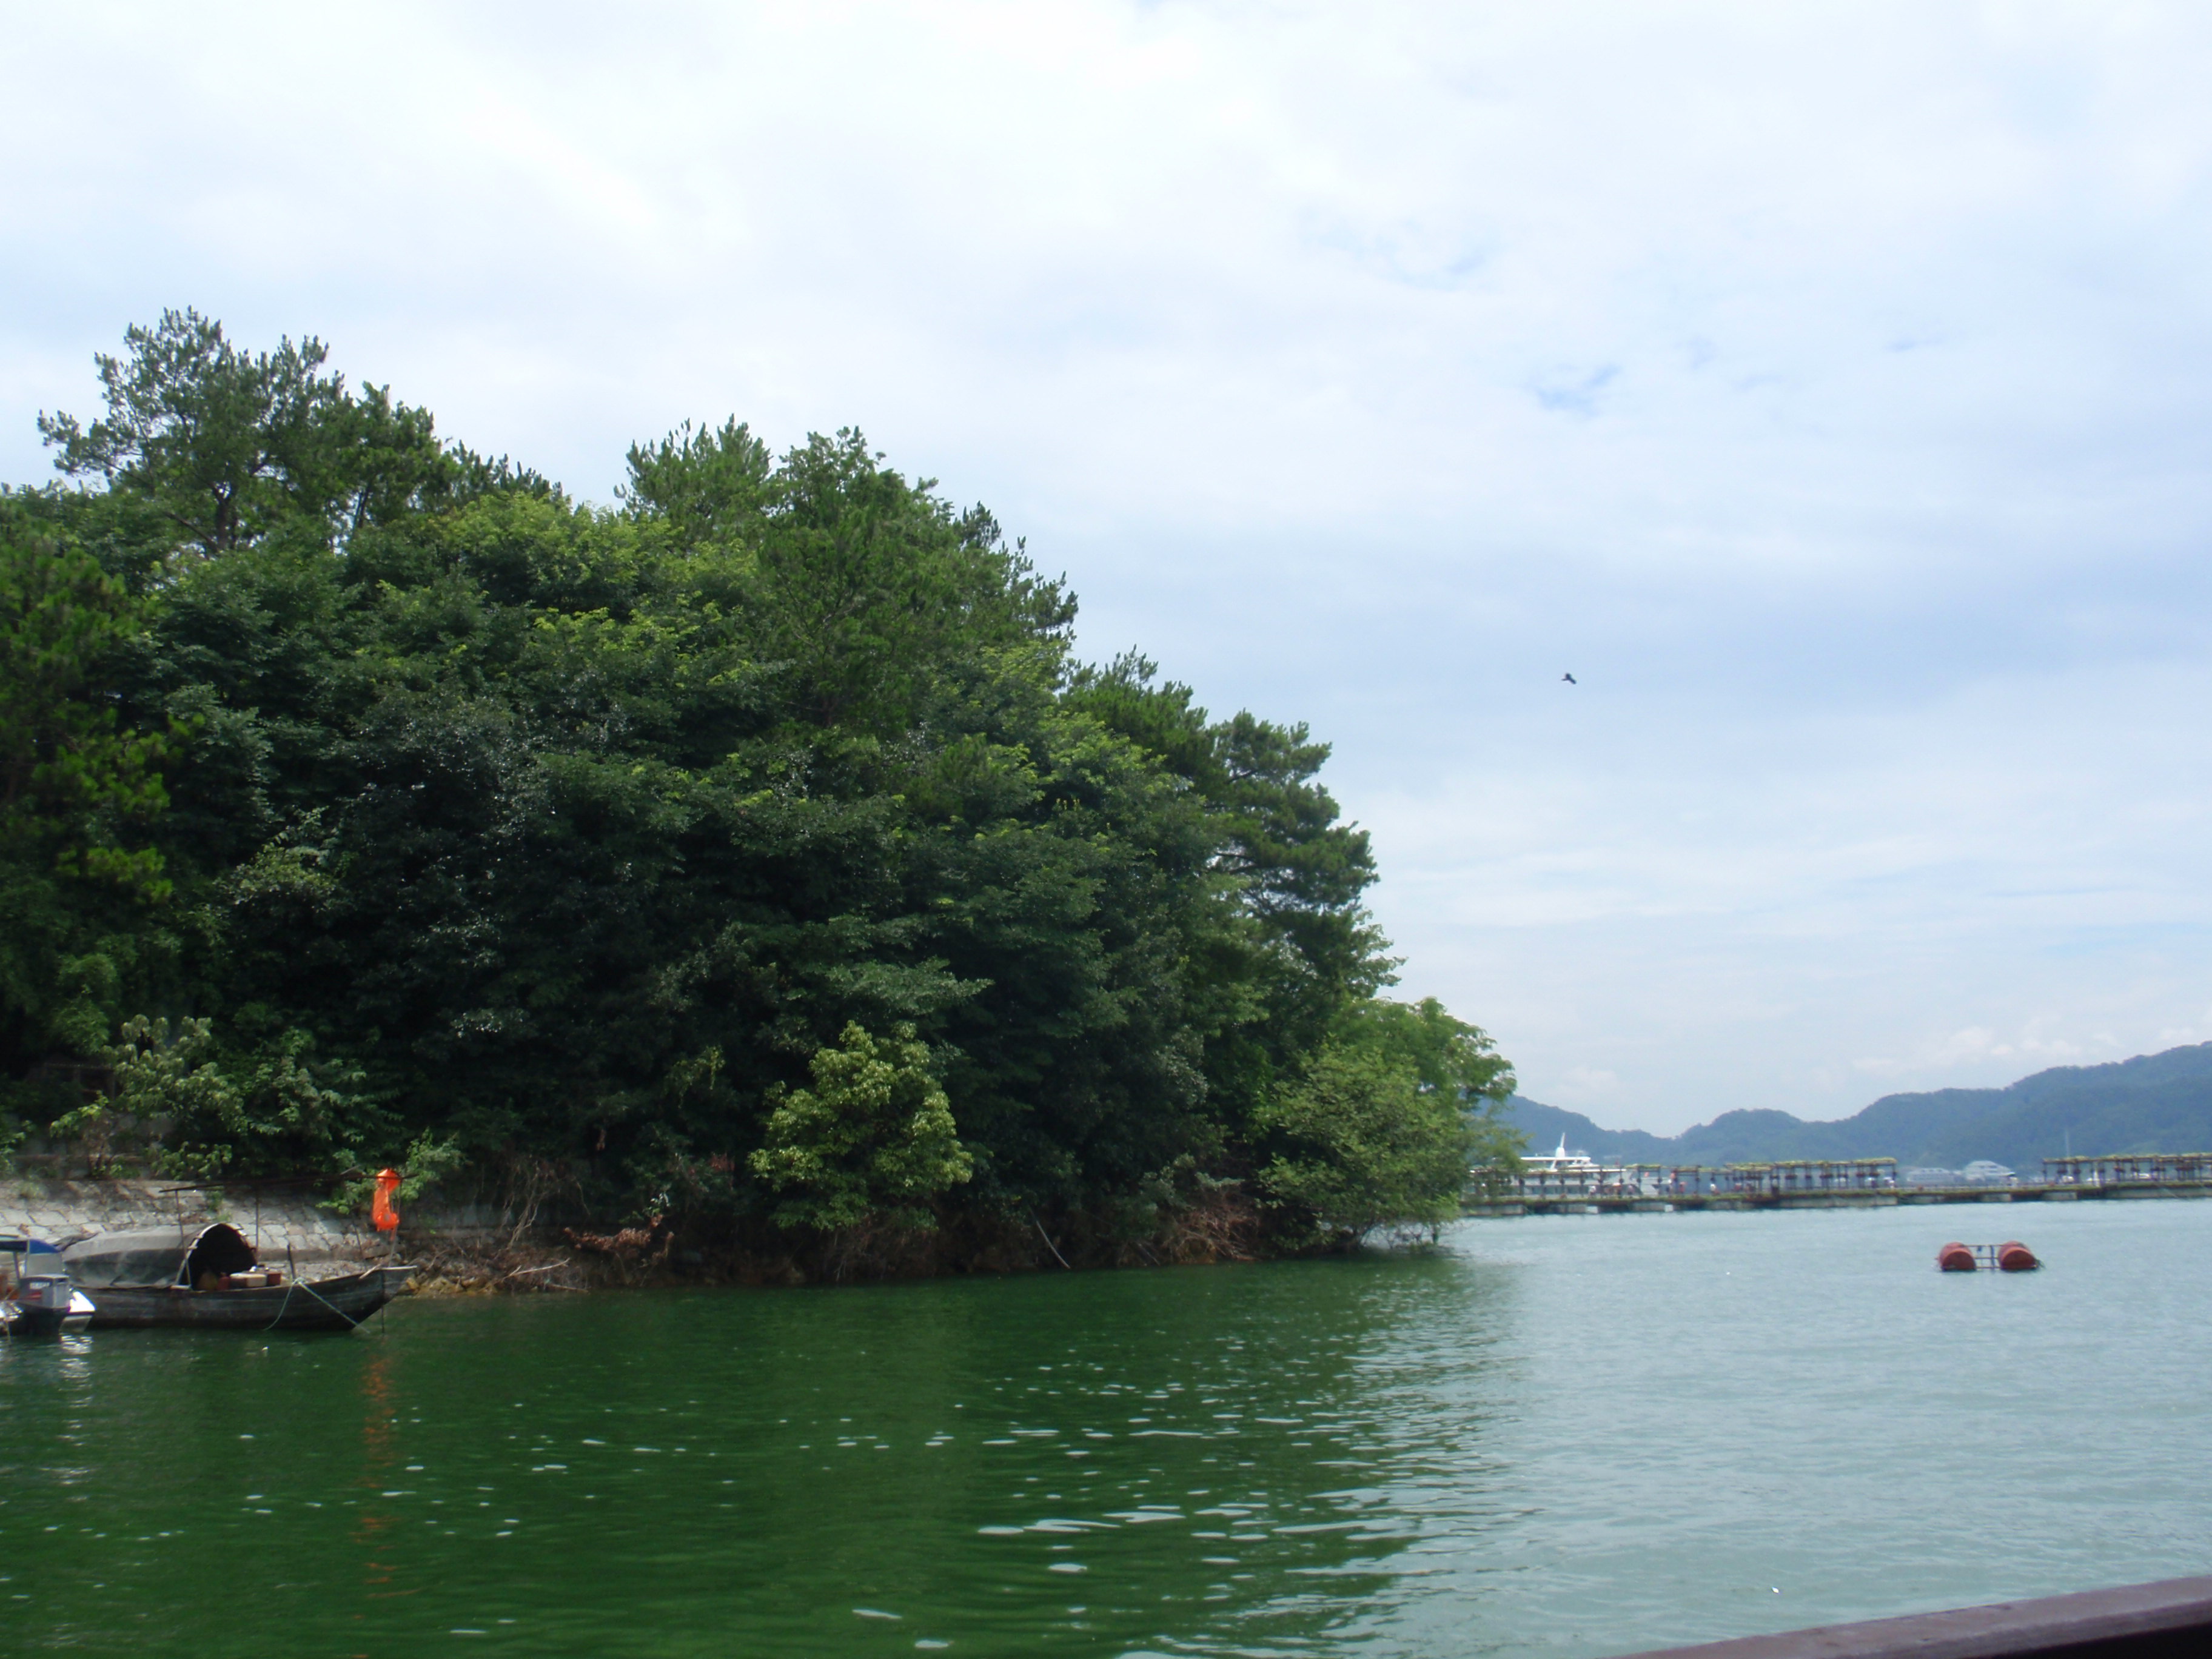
[1472,1181,2212,1216]
[1469,1149,2212,1216]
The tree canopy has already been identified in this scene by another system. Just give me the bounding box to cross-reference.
[0,312,1520,1264]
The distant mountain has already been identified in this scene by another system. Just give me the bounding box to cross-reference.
[1503,1043,2212,1172]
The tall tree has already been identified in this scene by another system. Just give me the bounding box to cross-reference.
[37,307,472,557]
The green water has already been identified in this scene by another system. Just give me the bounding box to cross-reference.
[4,1201,2210,1658]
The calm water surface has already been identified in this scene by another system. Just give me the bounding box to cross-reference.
[4,1201,2209,1657]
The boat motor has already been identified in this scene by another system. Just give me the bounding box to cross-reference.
[13,1269,95,1336]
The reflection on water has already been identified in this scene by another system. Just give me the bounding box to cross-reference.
[2,1201,2209,1657]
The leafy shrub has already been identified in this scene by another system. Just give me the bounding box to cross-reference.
[751,1023,973,1231]
[1256,1041,1475,1247]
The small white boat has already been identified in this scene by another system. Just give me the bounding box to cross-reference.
[1,1237,96,1336]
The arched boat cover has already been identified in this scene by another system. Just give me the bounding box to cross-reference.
[61,1223,258,1288]
[0,1238,61,1255]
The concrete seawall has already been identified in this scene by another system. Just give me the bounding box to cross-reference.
[0,1177,491,1266]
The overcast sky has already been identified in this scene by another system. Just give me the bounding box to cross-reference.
[5,2,2210,1133]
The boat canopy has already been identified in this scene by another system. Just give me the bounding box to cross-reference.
[62,1223,258,1289]
[0,1238,61,1255]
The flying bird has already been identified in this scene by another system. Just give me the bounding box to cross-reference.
[1561,672,1577,684]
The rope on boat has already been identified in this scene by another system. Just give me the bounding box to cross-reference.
[264,1270,373,1332]
[264,1277,300,1332]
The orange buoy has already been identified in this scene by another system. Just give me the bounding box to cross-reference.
[371,1167,401,1233]
[1937,1241,1975,1272]
[1996,1240,2039,1272]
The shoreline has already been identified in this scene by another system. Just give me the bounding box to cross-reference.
[0,1173,1276,1294]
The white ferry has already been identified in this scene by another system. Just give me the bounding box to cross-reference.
[1517,1136,1615,1199]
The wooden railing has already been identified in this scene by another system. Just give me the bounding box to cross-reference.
[1617,1577,2212,1658]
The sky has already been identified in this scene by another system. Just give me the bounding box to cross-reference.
[5,2,2211,1134]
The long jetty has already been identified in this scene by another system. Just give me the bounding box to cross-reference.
[1475,1181,2212,1216]
[1470,1152,2212,1216]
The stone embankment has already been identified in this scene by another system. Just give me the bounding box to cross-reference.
[1,1176,381,1263]
[0,1178,548,1291]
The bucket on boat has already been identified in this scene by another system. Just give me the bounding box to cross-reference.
[1996,1240,2039,1272]
[1937,1241,1975,1272]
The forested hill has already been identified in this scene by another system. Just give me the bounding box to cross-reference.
[1505,1042,2212,1171]
[0,310,1521,1270]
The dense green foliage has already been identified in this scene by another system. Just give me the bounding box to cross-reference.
[751,1022,974,1232]
[0,311,1520,1256]
[1255,1042,1475,1244]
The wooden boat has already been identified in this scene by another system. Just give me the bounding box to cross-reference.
[61,1224,415,1332]
[76,1266,414,1330]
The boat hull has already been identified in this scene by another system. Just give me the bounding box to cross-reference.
[82,1267,415,1332]
[13,1309,95,1336]
[2,1302,95,1336]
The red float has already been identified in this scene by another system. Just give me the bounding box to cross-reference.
[1937,1241,1975,1272]
[371,1167,401,1233]
[1996,1239,2039,1272]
